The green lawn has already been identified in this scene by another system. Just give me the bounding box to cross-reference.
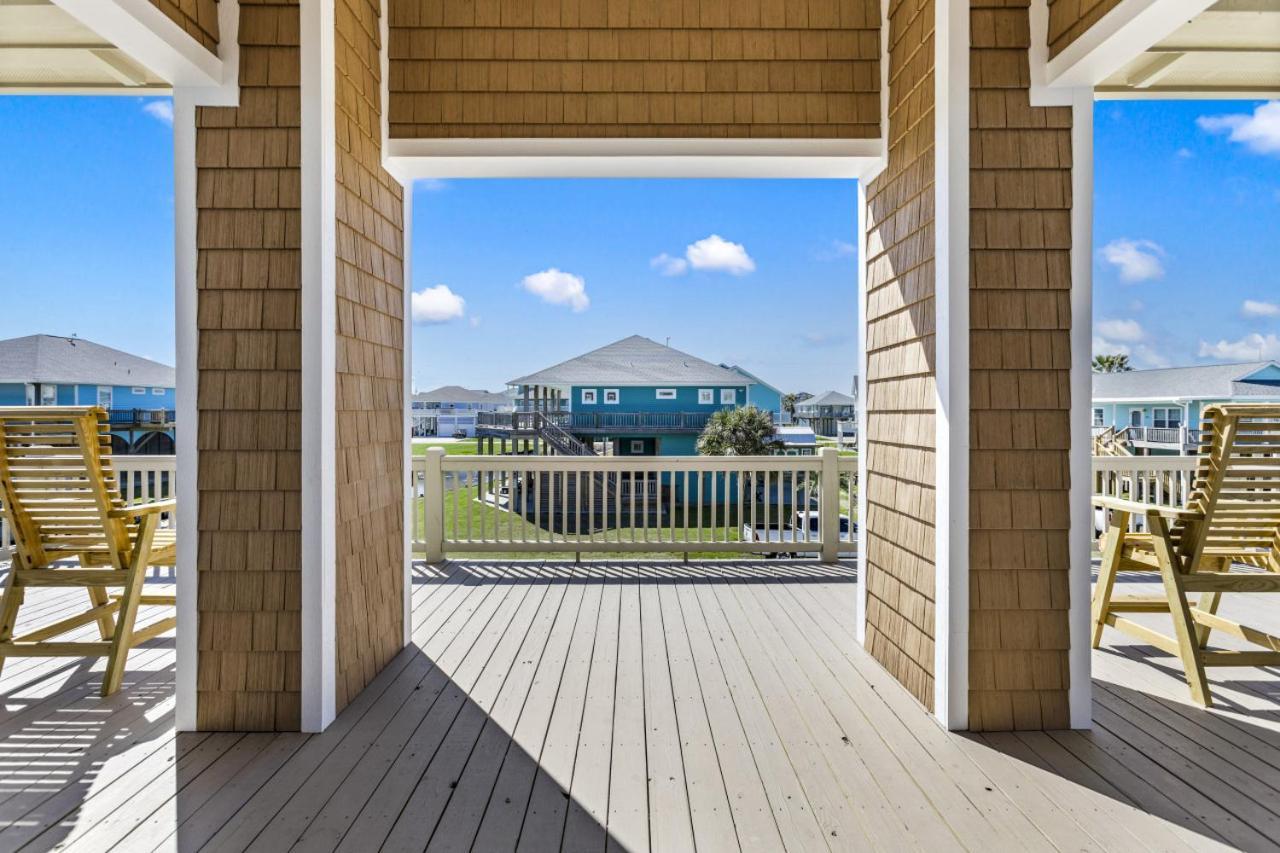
[412,439,480,456]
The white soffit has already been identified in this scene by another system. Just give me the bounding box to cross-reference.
[0,0,168,92]
[1098,0,1280,96]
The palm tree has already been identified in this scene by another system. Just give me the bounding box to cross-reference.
[1092,353,1133,373]
[697,405,783,456]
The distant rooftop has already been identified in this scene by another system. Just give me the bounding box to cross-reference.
[1092,361,1280,400]
[0,334,174,387]
[510,335,749,387]
[412,385,509,405]
[798,390,857,408]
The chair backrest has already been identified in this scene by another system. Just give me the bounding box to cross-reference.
[1178,403,1280,571]
[0,407,130,570]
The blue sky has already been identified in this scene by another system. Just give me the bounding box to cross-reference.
[1,96,1278,391]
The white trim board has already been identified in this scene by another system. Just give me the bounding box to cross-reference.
[401,188,414,649]
[855,181,870,648]
[300,0,338,734]
[1068,88,1095,730]
[48,0,223,89]
[385,137,885,180]
[933,0,970,732]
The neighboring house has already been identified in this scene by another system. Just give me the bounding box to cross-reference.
[794,389,857,437]
[775,424,818,455]
[721,364,787,423]
[487,335,782,456]
[1093,361,1280,455]
[410,385,513,437]
[0,334,176,454]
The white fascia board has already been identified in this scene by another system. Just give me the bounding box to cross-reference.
[401,187,414,648]
[300,0,337,733]
[1095,87,1280,99]
[49,0,223,88]
[933,0,970,732]
[1068,89,1094,730]
[1043,0,1217,91]
[386,138,883,179]
[172,92,199,732]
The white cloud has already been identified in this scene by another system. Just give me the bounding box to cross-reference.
[1198,101,1280,156]
[650,253,689,276]
[521,268,589,312]
[1199,333,1280,361]
[1099,238,1165,283]
[1096,318,1145,342]
[1093,335,1169,369]
[468,316,482,328]
[1242,299,1280,319]
[1176,147,1193,159]
[143,100,174,125]
[801,331,851,348]
[417,178,448,192]
[411,284,466,323]
[817,239,856,261]
[685,234,756,275]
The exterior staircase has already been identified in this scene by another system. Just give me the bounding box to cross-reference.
[1092,425,1132,456]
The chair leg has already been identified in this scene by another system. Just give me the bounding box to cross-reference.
[1147,512,1213,707]
[1091,511,1129,648]
[0,568,24,681]
[101,514,158,697]
[86,586,117,641]
[1194,591,1222,650]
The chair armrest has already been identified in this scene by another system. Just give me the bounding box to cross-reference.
[1091,495,1200,520]
[108,499,176,519]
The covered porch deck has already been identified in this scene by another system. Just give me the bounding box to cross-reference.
[2,560,1279,851]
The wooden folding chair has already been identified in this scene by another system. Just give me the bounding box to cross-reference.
[0,406,176,696]
[1091,403,1280,706]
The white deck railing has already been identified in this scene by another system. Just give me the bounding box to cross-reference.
[1092,454,1199,535]
[411,448,857,559]
[0,454,177,563]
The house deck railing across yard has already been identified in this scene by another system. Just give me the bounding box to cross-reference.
[107,407,177,428]
[1092,454,1198,535]
[476,409,753,434]
[412,448,856,560]
[0,453,176,562]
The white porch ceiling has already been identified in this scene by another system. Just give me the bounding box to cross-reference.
[1099,0,1280,95]
[0,0,168,92]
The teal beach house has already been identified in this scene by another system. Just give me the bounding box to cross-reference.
[1093,361,1280,455]
[0,334,176,454]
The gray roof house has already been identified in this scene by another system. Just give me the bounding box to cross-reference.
[0,334,175,387]
[1093,361,1280,454]
[510,335,748,388]
[411,386,511,407]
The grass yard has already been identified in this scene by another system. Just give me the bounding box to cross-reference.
[412,439,480,456]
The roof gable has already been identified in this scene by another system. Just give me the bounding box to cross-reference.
[0,335,174,388]
[510,335,747,387]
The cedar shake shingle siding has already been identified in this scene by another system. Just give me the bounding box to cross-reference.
[969,1,1073,731]
[194,0,303,731]
[862,0,937,711]
[386,0,881,139]
[151,0,221,53]
[1047,0,1123,58]
[334,0,406,712]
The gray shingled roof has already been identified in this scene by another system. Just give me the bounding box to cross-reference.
[412,385,510,405]
[1092,361,1280,399]
[797,390,857,408]
[510,335,748,387]
[0,335,174,387]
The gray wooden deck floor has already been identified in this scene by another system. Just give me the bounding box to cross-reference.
[2,560,1279,851]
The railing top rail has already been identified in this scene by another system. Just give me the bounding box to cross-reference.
[424,451,855,474]
[1091,455,1198,472]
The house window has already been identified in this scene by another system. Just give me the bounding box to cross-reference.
[629,440,645,454]
[655,388,676,400]
[1153,408,1182,429]
[132,386,146,395]
[39,384,57,406]
[581,388,598,404]
[603,389,620,405]
[152,387,165,396]
[1092,408,1104,427]
[698,388,714,405]
[98,387,113,409]
[720,388,736,405]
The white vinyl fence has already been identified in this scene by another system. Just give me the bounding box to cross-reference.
[0,454,176,564]
[411,448,857,560]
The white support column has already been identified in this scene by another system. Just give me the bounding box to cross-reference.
[1068,87,1095,729]
[402,189,415,646]
[855,180,870,646]
[300,0,337,733]
[172,91,199,732]
[933,0,970,731]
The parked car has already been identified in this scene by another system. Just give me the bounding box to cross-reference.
[741,511,856,558]
[452,429,468,439]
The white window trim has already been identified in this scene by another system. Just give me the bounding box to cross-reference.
[655,388,676,400]
[603,389,620,405]
[1092,407,1104,427]
[720,388,736,405]
[98,387,114,408]
[1129,408,1144,427]
[152,387,166,396]
[132,386,147,395]
[629,440,645,454]
[581,388,597,404]
[698,388,714,405]
[40,384,58,406]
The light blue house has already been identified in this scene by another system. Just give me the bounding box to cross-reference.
[481,335,782,457]
[1093,361,1280,454]
[0,334,176,454]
